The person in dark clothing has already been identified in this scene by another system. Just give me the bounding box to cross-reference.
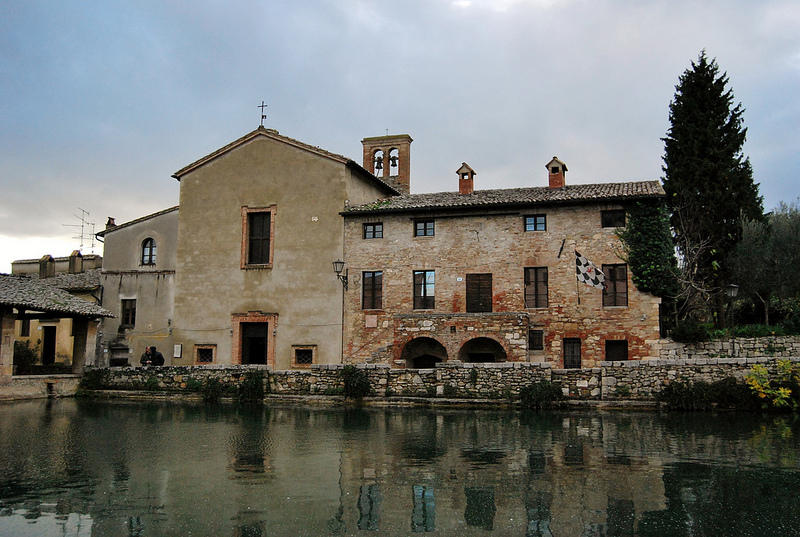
[140,346,165,366]
[150,346,165,366]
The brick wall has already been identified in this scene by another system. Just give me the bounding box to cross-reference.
[342,204,662,368]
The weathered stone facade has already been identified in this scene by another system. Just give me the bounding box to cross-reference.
[342,180,663,369]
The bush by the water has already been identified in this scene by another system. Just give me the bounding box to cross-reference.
[519,381,564,410]
[237,370,266,403]
[656,378,760,411]
[745,360,800,410]
[340,365,372,399]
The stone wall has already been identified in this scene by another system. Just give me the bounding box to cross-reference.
[0,375,82,400]
[659,336,800,360]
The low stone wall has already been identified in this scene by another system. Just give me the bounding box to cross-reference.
[659,335,800,360]
[79,355,798,403]
[0,375,81,400]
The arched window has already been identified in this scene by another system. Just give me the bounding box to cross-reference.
[388,148,399,177]
[373,150,384,177]
[141,238,156,265]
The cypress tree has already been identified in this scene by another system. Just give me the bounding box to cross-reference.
[662,52,764,323]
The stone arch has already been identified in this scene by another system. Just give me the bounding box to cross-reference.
[458,337,507,363]
[372,149,385,177]
[388,148,400,177]
[401,337,447,369]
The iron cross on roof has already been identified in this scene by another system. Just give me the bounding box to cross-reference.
[259,101,268,126]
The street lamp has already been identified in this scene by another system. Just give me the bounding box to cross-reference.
[725,284,739,356]
[333,259,348,291]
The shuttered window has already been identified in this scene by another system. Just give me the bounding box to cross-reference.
[466,273,492,313]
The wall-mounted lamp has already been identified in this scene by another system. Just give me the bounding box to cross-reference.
[333,259,348,291]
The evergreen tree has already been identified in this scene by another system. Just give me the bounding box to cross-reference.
[662,52,764,323]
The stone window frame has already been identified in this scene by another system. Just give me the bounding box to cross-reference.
[363,222,383,239]
[529,329,544,351]
[414,219,435,237]
[524,267,549,308]
[602,264,628,307]
[362,270,383,310]
[241,205,276,269]
[601,209,626,228]
[563,337,582,369]
[292,345,316,368]
[141,237,157,266]
[194,344,216,365]
[524,214,547,232]
[231,311,278,367]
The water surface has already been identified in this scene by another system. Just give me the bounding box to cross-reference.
[1,399,799,536]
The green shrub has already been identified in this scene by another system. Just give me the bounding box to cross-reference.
[80,368,109,390]
[469,369,479,384]
[238,370,266,403]
[670,319,712,343]
[519,381,564,410]
[614,385,631,398]
[442,384,458,398]
[13,340,38,374]
[144,377,160,391]
[745,361,800,411]
[340,366,372,399]
[202,377,224,403]
[185,378,203,392]
[657,378,760,411]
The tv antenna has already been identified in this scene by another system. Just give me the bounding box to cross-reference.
[61,207,96,253]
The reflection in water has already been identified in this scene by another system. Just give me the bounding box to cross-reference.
[1,400,800,535]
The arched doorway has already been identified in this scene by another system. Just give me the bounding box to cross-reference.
[401,337,447,369]
[458,337,507,363]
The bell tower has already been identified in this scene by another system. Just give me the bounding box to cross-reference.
[361,134,413,194]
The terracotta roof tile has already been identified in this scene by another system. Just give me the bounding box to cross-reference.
[344,181,664,214]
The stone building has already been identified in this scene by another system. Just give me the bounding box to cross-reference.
[342,142,664,368]
[95,206,179,366]
[10,251,103,367]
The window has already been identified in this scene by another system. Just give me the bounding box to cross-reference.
[564,338,581,369]
[529,329,544,351]
[524,267,548,308]
[524,215,546,232]
[293,345,315,367]
[606,340,628,361]
[602,210,626,228]
[121,299,136,328]
[466,273,492,313]
[362,271,383,310]
[602,264,628,306]
[242,206,276,268]
[363,222,383,239]
[141,238,156,265]
[20,318,30,337]
[414,220,435,237]
[195,345,216,364]
[413,270,435,309]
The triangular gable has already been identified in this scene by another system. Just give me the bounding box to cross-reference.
[171,126,399,195]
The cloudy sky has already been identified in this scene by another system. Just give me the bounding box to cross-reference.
[2,0,798,272]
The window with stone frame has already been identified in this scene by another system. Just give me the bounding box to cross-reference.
[121,299,136,328]
[141,237,156,265]
[414,219,435,237]
[564,338,581,369]
[293,345,315,367]
[195,344,216,364]
[602,264,628,306]
[524,214,547,231]
[413,270,435,309]
[601,209,626,228]
[242,206,276,268]
[362,271,383,310]
[524,267,548,308]
[363,222,383,239]
[529,329,544,351]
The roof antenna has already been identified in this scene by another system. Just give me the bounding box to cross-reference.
[259,101,268,126]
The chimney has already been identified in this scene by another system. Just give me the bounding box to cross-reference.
[456,163,476,195]
[546,157,567,189]
[106,217,117,230]
[68,250,83,274]
[39,255,55,279]
[361,134,413,194]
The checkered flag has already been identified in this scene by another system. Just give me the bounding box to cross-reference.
[575,250,605,289]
